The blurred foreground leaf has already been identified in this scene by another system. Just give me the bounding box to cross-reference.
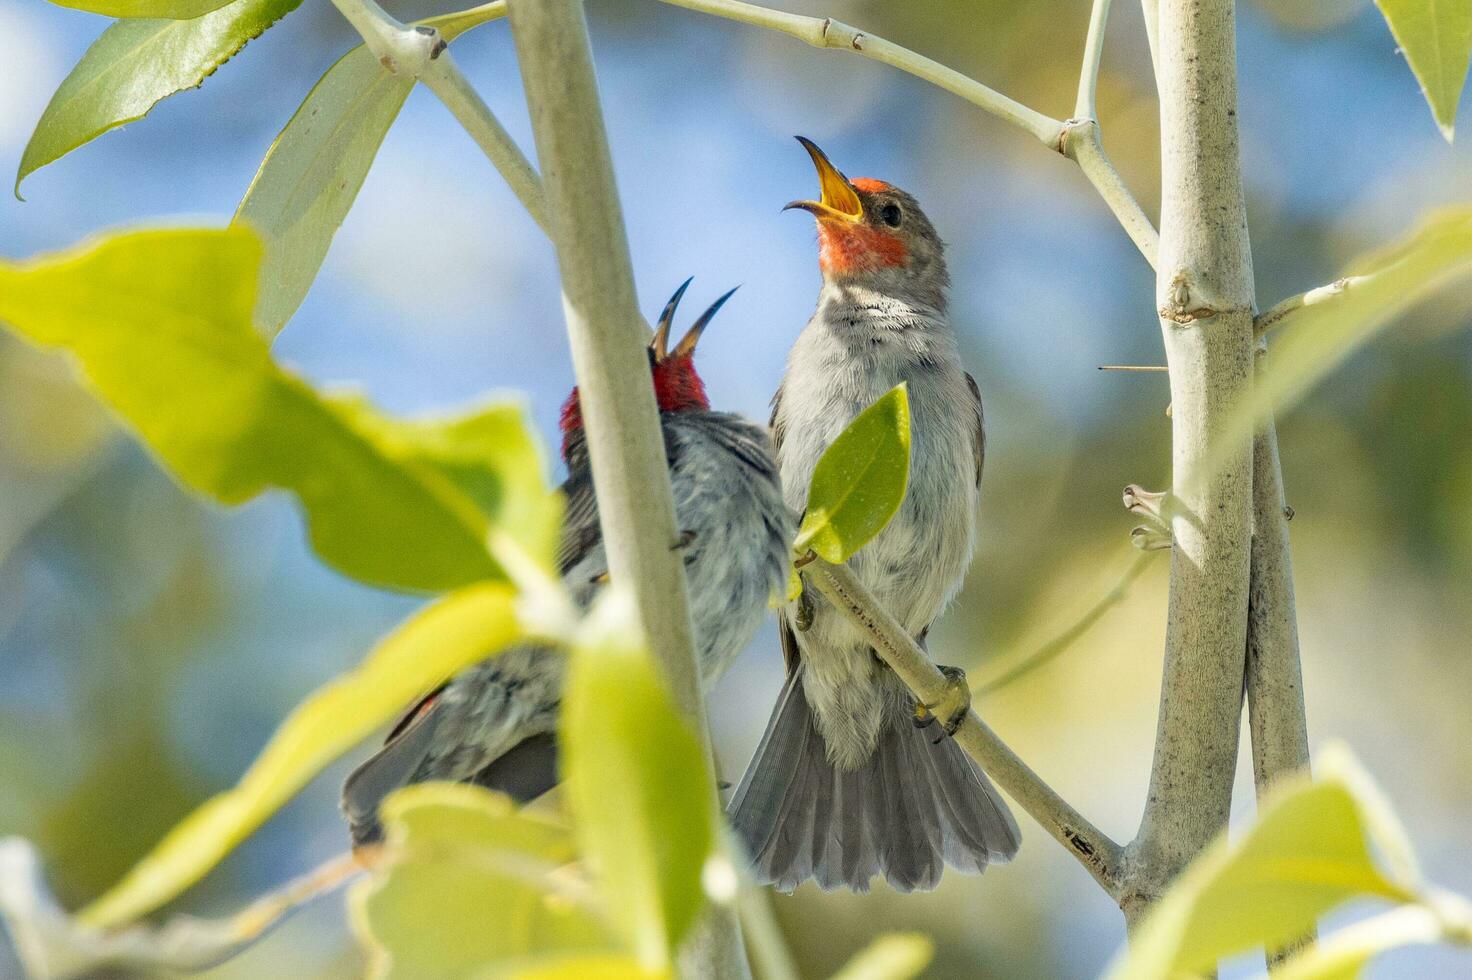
[45,0,237,18]
[1106,744,1421,980]
[1374,0,1472,141]
[16,0,302,195]
[794,383,911,563]
[351,784,610,980]
[1273,904,1458,980]
[78,583,522,929]
[1207,209,1472,488]
[830,933,935,980]
[0,226,559,591]
[237,2,507,337]
[0,839,357,980]
[562,589,717,972]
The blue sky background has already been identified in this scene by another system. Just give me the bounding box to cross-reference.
[1,0,1470,976]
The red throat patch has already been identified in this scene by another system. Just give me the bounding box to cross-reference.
[817,220,907,275]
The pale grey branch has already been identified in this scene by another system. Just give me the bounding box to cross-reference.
[806,559,1125,895]
[506,1,749,974]
[1122,0,1257,928]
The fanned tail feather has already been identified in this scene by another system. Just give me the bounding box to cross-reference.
[729,667,1020,892]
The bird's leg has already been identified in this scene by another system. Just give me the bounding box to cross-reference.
[912,665,971,742]
[794,587,815,631]
[1124,484,1174,551]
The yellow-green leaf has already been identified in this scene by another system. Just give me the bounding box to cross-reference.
[1273,905,1449,980]
[236,2,507,337]
[503,954,664,980]
[561,590,717,971]
[1107,743,1421,980]
[79,584,523,930]
[794,383,911,563]
[16,0,302,196]
[1207,209,1472,489]
[46,0,237,17]
[830,933,935,980]
[351,783,611,980]
[1375,0,1472,141]
[0,226,559,591]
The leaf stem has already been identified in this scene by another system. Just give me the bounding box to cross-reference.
[805,558,1124,895]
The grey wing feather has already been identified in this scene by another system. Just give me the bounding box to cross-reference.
[554,469,602,577]
[769,380,787,458]
[965,371,985,490]
[342,692,446,846]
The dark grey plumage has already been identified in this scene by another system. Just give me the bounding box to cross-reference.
[343,287,791,847]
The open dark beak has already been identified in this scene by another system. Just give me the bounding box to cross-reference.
[650,280,739,360]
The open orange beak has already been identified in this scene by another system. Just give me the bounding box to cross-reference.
[783,136,863,223]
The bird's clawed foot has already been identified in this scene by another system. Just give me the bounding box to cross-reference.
[912,665,971,743]
[1123,484,1173,551]
[672,529,698,551]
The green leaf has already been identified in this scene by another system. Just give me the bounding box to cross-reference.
[46,0,238,19]
[15,0,302,196]
[510,956,664,979]
[561,589,718,971]
[78,583,524,930]
[794,383,911,563]
[0,226,560,591]
[830,933,935,980]
[1205,208,1472,490]
[236,2,507,337]
[351,783,612,980]
[1106,743,1421,980]
[1375,0,1472,141]
[1273,905,1449,980]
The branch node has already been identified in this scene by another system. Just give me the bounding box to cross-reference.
[1056,116,1097,157]
[818,17,861,49]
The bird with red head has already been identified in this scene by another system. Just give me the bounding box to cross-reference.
[344,282,789,847]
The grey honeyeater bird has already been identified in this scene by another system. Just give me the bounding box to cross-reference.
[342,281,792,847]
[729,138,1021,893]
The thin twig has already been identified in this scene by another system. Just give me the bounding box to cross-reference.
[1098,364,1168,372]
[421,50,550,232]
[975,549,1160,697]
[324,0,548,233]
[1253,275,1362,337]
[656,0,1063,146]
[806,560,1125,895]
[1075,0,1113,120]
[662,0,1159,268]
[1063,119,1160,266]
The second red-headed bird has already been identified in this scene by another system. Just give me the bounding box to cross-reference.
[343,283,792,846]
[730,138,1020,892]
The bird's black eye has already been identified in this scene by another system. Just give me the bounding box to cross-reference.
[880,203,902,227]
